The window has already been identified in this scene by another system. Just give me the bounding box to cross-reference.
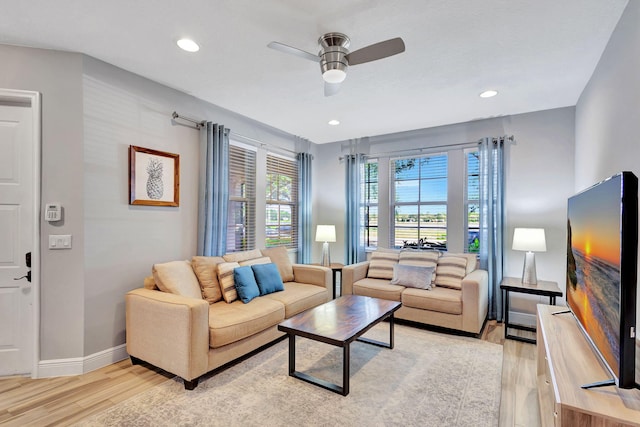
[363,160,378,248]
[466,149,480,253]
[391,154,448,250]
[266,154,298,248]
[227,144,256,252]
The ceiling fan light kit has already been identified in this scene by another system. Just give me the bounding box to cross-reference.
[268,32,405,96]
[320,33,350,83]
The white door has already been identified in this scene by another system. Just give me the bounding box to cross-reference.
[0,100,36,376]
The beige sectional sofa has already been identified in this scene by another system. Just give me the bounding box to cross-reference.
[125,247,331,389]
[342,249,488,335]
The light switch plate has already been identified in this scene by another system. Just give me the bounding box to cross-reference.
[49,234,72,249]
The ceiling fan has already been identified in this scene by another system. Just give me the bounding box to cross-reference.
[268,32,405,96]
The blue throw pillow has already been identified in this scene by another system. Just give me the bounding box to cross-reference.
[252,263,284,295]
[233,266,260,303]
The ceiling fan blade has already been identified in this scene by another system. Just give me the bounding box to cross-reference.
[324,81,341,97]
[345,37,405,66]
[267,41,319,62]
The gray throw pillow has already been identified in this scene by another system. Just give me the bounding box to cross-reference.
[390,264,435,289]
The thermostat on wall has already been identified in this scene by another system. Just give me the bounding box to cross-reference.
[45,203,62,222]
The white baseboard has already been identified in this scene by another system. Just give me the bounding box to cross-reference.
[37,344,129,378]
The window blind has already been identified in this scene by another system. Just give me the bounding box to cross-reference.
[266,154,298,248]
[363,160,379,248]
[227,144,256,252]
[466,149,480,253]
[390,153,448,249]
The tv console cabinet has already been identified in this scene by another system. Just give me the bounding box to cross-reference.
[537,304,640,427]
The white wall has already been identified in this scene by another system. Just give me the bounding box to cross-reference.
[575,1,640,336]
[0,44,86,360]
[314,107,576,319]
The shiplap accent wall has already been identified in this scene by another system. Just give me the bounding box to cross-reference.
[82,75,200,356]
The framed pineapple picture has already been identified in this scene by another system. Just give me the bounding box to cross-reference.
[129,145,179,206]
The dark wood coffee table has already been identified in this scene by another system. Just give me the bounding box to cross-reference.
[277,295,401,396]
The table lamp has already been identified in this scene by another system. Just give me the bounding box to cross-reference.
[512,228,546,285]
[315,225,336,267]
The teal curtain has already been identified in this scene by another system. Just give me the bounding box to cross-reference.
[479,137,505,321]
[345,154,365,264]
[197,122,229,256]
[297,152,313,263]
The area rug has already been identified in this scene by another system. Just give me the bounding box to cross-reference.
[76,324,502,427]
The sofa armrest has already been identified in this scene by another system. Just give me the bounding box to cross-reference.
[341,261,370,295]
[292,264,332,295]
[125,288,209,381]
[460,269,489,333]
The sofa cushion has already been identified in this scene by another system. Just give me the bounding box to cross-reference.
[191,256,226,303]
[217,262,241,303]
[234,266,260,304]
[261,246,295,282]
[367,250,400,279]
[208,298,285,348]
[239,256,271,267]
[152,260,202,300]
[434,256,467,289]
[222,249,263,263]
[390,264,435,290]
[442,253,478,275]
[262,282,328,318]
[399,250,439,283]
[353,278,404,301]
[252,263,285,295]
[401,287,462,315]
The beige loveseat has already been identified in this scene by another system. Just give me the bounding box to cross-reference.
[125,247,331,389]
[342,250,488,335]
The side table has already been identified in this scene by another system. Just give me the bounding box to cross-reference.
[312,263,344,299]
[500,276,562,344]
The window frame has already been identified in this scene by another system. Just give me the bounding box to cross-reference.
[226,142,257,253]
[363,159,379,249]
[465,148,480,253]
[389,153,448,250]
[265,153,298,249]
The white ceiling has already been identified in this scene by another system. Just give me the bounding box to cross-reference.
[0,0,628,144]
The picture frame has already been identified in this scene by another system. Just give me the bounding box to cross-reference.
[129,145,180,206]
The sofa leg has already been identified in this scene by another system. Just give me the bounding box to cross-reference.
[130,356,143,366]
[184,378,199,390]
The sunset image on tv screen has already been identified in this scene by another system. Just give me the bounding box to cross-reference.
[566,176,621,375]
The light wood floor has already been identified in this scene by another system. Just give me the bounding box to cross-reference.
[0,321,539,427]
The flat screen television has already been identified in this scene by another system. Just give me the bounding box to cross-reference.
[566,171,638,389]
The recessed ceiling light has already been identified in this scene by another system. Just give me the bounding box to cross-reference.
[479,90,498,98]
[177,38,200,52]
[328,119,340,126]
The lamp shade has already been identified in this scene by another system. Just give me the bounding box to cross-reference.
[512,228,546,252]
[315,225,336,242]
